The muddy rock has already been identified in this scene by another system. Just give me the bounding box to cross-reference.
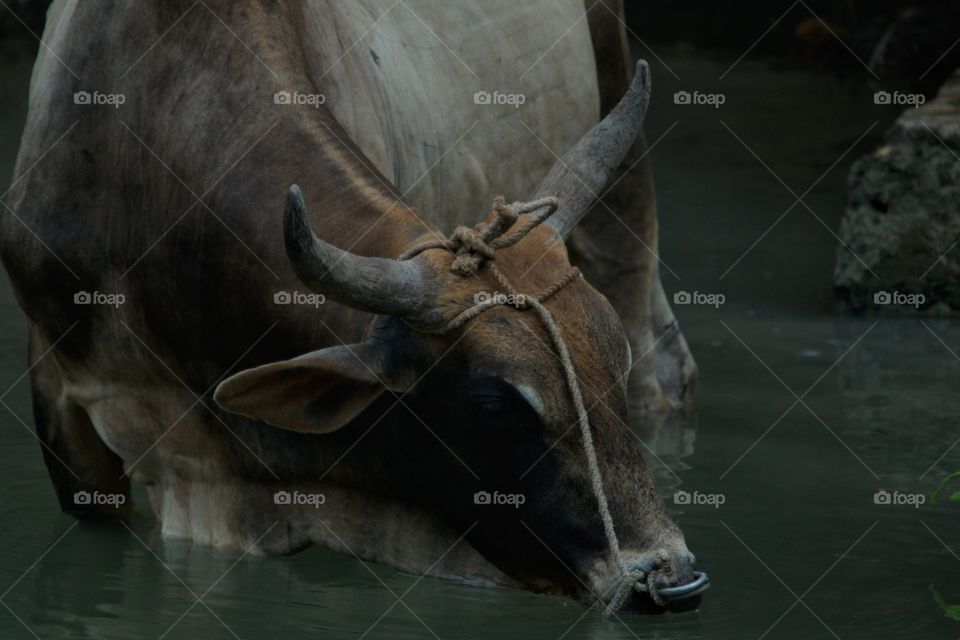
[834,69,960,314]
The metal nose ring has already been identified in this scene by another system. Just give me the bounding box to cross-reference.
[657,571,710,601]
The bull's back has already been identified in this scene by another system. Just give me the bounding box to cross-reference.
[305,0,600,230]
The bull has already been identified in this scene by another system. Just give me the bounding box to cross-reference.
[2,0,703,613]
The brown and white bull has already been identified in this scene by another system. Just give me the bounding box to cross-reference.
[2,0,703,613]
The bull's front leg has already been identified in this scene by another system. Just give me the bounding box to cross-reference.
[26,326,132,518]
[566,135,697,415]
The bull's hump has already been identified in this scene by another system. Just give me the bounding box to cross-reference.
[301,0,600,231]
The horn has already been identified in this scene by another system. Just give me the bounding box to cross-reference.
[284,185,433,318]
[538,59,652,239]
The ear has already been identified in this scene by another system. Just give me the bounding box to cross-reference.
[213,340,399,434]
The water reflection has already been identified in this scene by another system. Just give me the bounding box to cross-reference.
[833,318,960,482]
[12,521,130,639]
[629,406,699,498]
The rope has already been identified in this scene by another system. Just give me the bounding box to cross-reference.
[399,196,666,617]
[398,196,562,273]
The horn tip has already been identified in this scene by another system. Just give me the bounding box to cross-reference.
[287,183,304,206]
[284,183,313,259]
[635,58,649,77]
[630,59,651,99]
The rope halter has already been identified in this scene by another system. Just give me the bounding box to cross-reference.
[399,196,666,617]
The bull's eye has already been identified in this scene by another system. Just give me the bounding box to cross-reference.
[475,396,506,417]
[468,377,530,422]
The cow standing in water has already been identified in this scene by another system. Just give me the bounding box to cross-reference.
[3,0,704,612]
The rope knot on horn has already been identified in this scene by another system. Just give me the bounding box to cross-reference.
[399,195,664,618]
[401,195,561,276]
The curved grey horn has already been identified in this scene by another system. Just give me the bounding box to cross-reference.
[284,185,433,317]
[537,59,652,240]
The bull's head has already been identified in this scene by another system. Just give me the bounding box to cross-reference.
[214,61,707,613]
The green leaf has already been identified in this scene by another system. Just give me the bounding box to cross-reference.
[951,490,960,502]
[932,471,960,504]
[930,583,960,622]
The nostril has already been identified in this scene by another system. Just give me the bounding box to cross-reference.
[662,551,696,582]
[664,551,696,583]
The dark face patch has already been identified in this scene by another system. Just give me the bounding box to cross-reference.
[381,362,607,595]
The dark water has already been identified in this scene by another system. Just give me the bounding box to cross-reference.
[2,37,959,639]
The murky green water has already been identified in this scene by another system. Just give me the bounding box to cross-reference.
[2,37,959,639]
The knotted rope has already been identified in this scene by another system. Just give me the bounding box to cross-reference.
[399,196,666,617]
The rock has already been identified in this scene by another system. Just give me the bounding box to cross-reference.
[834,69,960,314]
